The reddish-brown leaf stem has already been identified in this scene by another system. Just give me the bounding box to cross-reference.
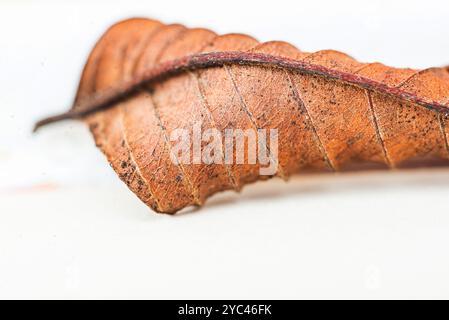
[34,51,449,132]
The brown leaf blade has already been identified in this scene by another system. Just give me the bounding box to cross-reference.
[35,18,449,213]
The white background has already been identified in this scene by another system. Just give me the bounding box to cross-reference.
[1,0,449,299]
